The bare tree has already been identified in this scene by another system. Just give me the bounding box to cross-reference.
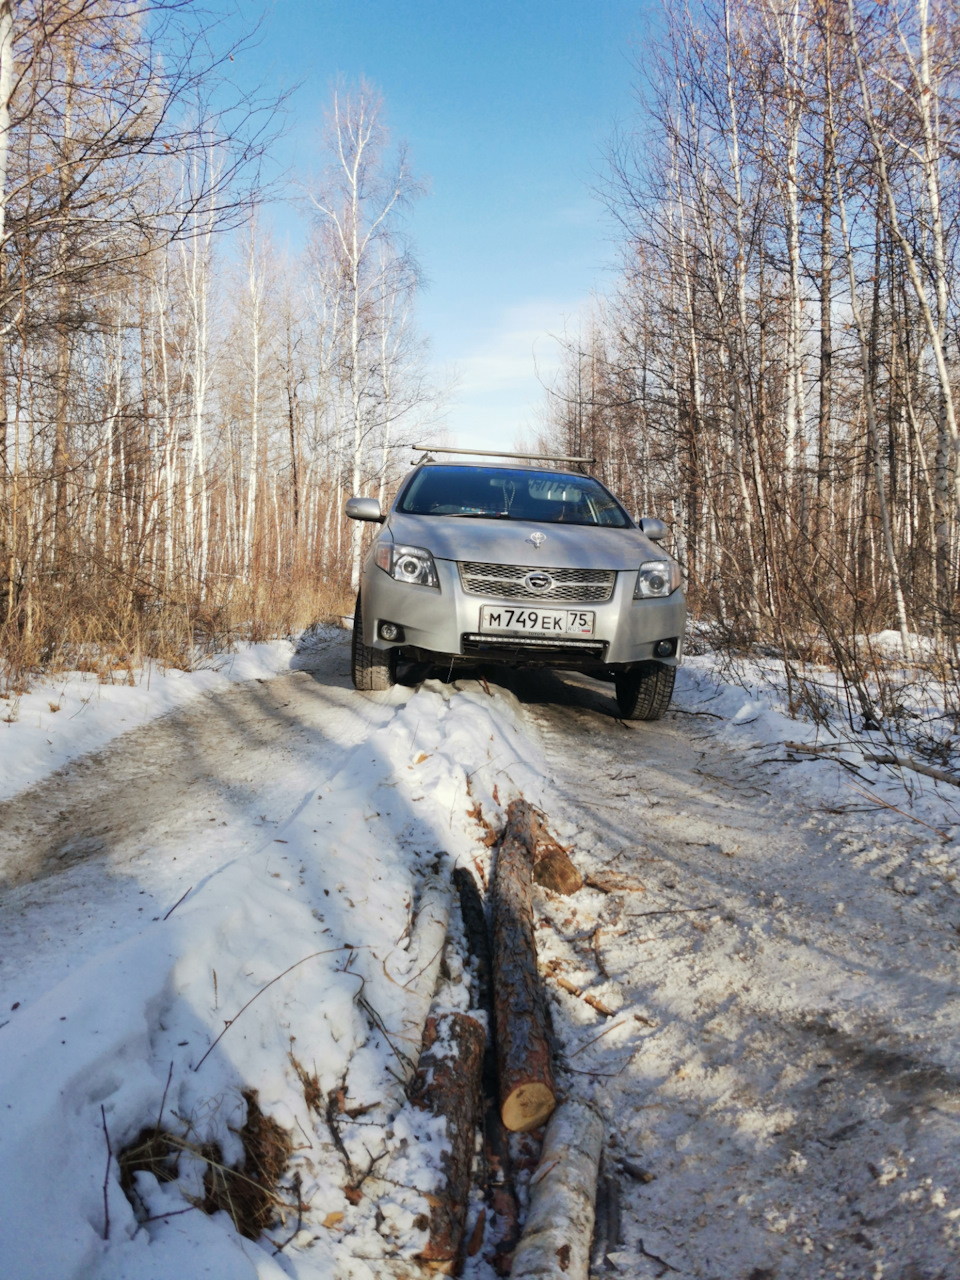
[544,0,960,716]
[310,80,423,589]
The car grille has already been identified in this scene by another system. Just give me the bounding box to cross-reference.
[458,561,616,603]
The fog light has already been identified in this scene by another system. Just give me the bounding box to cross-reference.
[655,638,676,658]
[379,621,402,642]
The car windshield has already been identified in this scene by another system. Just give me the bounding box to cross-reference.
[397,465,631,528]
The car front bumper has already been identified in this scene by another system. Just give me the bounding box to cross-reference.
[359,557,686,668]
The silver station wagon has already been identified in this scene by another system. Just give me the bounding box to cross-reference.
[345,449,686,719]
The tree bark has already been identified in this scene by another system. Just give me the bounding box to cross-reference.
[504,798,582,896]
[454,866,492,1007]
[491,808,557,1133]
[589,1152,622,1275]
[453,867,520,1274]
[410,1011,485,1272]
[0,0,12,528]
[818,0,835,519]
[381,868,451,1114]
[508,1099,605,1280]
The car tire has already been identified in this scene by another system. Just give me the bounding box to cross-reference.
[615,661,676,721]
[351,593,397,691]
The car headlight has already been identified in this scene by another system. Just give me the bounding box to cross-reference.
[634,559,681,598]
[375,542,440,589]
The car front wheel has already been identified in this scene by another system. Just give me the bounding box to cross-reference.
[351,593,397,691]
[614,661,676,721]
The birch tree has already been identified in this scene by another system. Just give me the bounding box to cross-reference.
[544,0,960,684]
[310,80,423,590]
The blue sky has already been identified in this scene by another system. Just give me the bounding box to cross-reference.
[237,1,659,450]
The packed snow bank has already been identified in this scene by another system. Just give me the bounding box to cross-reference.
[866,628,937,659]
[0,665,544,1280]
[679,652,960,833]
[0,633,344,803]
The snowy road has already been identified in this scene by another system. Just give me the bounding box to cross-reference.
[512,668,960,1278]
[1,638,958,1279]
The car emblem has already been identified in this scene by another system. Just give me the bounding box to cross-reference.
[523,571,554,595]
[529,531,546,549]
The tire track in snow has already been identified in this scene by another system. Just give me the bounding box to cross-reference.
[485,665,960,1280]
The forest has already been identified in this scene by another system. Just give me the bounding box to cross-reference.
[0,1,433,686]
[542,0,960,732]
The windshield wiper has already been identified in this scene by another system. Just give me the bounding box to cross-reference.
[449,510,512,519]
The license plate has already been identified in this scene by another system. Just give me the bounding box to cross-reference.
[479,606,595,636]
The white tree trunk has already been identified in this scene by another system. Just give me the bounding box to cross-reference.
[509,1098,604,1280]
[0,0,15,254]
[378,870,451,1116]
[242,230,263,578]
[846,0,960,526]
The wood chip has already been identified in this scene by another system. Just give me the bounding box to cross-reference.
[584,871,646,894]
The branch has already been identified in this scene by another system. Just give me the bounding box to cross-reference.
[100,1104,113,1241]
[785,741,960,789]
[194,945,361,1071]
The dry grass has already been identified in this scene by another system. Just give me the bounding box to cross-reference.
[117,1089,295,1240]
[290,1051,323,1114]
[0,570,352,696]
[118,1128,180,1194]
[203,1089,293,1238]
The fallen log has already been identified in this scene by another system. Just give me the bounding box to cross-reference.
[492,813,558,1133]
[381,868,452,1113]
[454,867,520,1273]
[589,1153,622,1274]
[409,1012,485,1272]
[505,798,583,896]
[508,1098,605,1280]
[454,867,492,1009]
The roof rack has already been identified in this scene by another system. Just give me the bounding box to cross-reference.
[411,445,596,466]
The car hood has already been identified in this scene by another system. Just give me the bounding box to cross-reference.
[385,512,666,570]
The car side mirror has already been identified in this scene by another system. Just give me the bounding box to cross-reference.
[345,496,384,523]
[639,516,667,542]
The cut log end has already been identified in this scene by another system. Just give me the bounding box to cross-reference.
[501,1081,556,1134]
[532,846,583,896]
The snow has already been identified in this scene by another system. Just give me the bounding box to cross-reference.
[681,649,960,842]
[1,638,959,1278]
[0,637,316,803]
[867,629,937,659]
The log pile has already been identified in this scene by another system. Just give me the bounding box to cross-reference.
[454,868,520,1271]
[392,799,608,1276]
[382,867,452,1115]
